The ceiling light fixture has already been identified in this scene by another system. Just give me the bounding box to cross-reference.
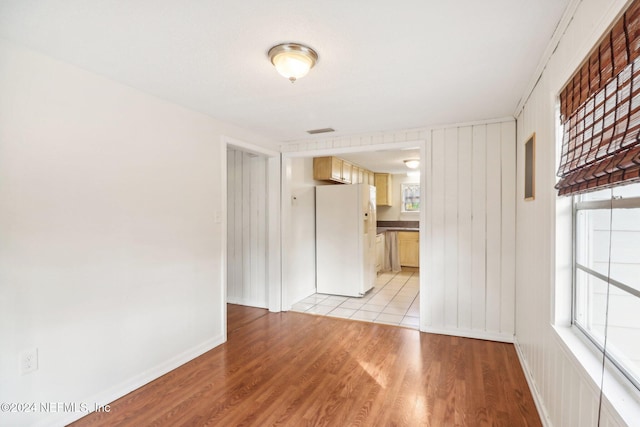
[404,159,420,169]
[268,43,318,83]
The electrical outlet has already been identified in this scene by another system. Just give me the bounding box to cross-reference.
[20,348,38,375]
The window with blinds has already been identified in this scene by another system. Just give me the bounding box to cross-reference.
[557,0,640,395]
[556,0,640,196]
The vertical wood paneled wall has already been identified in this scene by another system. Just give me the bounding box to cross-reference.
[227,148,268,308]
[424,121,516,341]
[515,0,634,425]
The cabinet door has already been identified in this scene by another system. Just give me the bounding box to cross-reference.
[342,161,352,184]
[331,157,343,181]
[313,157,331,181]
[375,173,392,206]
[352,166,361,183]
[375,234,385,273]
[368,171,375,185]
[398,232,419,267]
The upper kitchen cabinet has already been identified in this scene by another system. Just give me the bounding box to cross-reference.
[342,160,353,183]
[313,156,345,183]
[375,173,392,206]
[367,170,375,185]
[313,156,375,185]
[351,166,362,184]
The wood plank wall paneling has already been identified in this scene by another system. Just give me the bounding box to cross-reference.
[471,125,488,332]
[425,122,515,340]
[500,121,516,336]
[485,123,502,333]
[429,129,446,327]
[457,126,473,330]
[514,0,634,424]
[227,149,268,308]
[444,127,458,329]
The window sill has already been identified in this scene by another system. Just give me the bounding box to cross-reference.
[552,325,640,425]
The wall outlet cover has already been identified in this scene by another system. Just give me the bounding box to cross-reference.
[20,348,38,375]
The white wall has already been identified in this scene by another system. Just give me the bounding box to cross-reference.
[281,157,330,307]
[226,149,268,308]
[514,0,639,425]
[282,119,516,343]
[0,39,275,427]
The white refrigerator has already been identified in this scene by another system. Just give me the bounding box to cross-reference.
[315,184,377,297]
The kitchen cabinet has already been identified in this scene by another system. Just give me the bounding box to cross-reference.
[313,156,346,183]
[313,156,376,185]
[398,231,419,267]
[342,161,352,183]
[351,166,364,184]
[375,233,385,273]
[351,166,360,183]
[374,173,392,206]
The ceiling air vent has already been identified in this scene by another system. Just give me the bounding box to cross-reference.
[306,127,335,135]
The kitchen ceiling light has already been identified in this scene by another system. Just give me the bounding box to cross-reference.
[268,43,318,83]
[404,159,420,169]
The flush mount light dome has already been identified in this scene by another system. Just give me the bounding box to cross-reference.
[268,43,318,83]
[404,159,420,169]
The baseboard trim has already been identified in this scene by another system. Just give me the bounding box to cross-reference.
[39,334,226,427]
[513,337,552,427]
[421,326,514,343]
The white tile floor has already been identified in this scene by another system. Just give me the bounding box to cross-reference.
[290,268,419,329]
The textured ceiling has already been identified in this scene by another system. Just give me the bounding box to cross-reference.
[0,0,568,143]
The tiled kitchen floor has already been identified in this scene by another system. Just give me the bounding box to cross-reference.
[290,268,419,329]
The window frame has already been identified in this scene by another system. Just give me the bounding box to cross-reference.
[571,190,640,391]
[400,183,420,213]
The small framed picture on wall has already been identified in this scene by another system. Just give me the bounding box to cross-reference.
[524,133,535,201]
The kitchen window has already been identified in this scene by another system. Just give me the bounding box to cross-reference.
[572,183,640,390]
[401,183,420,212]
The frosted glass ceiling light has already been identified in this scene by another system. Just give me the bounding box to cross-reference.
[404,159,420,169]
[268,43,318,83]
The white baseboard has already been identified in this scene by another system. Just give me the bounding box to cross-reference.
[513,336,552,427]
[39,334,226,427]
[421,325,514,343]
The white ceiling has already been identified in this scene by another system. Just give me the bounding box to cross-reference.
[341,147,421,175]
[0,0,568,145]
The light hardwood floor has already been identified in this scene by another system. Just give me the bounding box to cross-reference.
[71,304,541,426]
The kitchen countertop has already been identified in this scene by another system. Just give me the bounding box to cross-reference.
[376,227,419,234]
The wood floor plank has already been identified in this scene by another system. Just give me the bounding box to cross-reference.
[70,305,541,427]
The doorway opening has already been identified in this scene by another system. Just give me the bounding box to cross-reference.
[221,136,281,337]
[281,142,424,330]
[226,147,269,308]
